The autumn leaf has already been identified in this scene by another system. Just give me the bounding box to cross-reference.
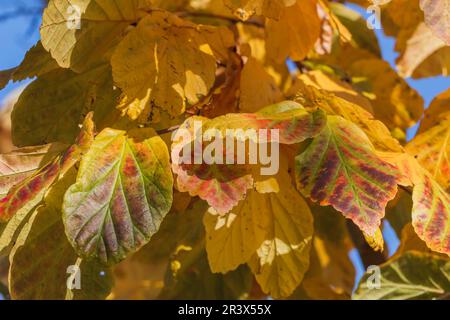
[382,0,450,78]
[239,56,284,113]
[379,152,450,256]
[406,89,450,192]
[0,145,65,200]
[419,0,450,45]
[111,10,234,121]
[247,173,313,298]
[0,41,59,90]
[0,113,95,224]
[63,127,173,264]
[412,174,450,255]
[396,22,449,78]
[354,251,450,300]
[329,2,381,56]
[8,170,113,300]
[11,65,118,147]
[296,115,401,236]
[40,0,152,72]
[172,101,326,214]
[266,0,321,63]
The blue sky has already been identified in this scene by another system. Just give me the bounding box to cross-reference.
[0,1,448,296]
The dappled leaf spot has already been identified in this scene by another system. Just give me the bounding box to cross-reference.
[63,128,173,264]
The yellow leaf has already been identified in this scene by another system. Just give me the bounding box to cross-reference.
[347,58,424,131]
[204,159,313,298]
[407,90,450,192]
[111,11,234,120]
[40,0,152,72]
[266,0,321,63]
[292,79,404,152]
[363,228,384,252]
[240,57,284,112]
[382,0,450,78]
[396,23,449,78]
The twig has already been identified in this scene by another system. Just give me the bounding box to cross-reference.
[176,11,264,28]
[156,125,180,135]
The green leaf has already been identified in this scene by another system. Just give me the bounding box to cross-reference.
[0,41,59,90]
[329,2,381,56]
[63,128,173,264]
[40,0,151,72]
[296,115,401,236]
[353,251,450,300]
[9,170,112,300]
[12,41,60,82]
[11,65,117,147]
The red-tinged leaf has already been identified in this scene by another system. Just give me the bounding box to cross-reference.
[0,113,95,223]
[378,152,450,255]
[204,101,327,145]
[172,101,326,214]
[172,116,254,215]
[295,115,401,235]
[63,128,174,264]
[0,144,64,199]
[412,174,450,255]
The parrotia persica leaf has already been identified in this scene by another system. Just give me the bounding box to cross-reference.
[292,74,404,153]
[266,0,321,63]
[111,10,234,121]
[63,127,174,265]
[407,90,450,192]
[9,170,113,300]
[412,174,450,255]
[381,0,450,78]
[420,0,450,45]
[346,58,424,131]
[378,152,450,256]
[223,0,297,21]
[248,174,313,298]
[239,57,284,113]
[171,101,326,214]
[40,0,152,72]
[296,115,401,236]
[329,2,381,56]
[353,251,450,300]
[0,113,94,223]
[12,64,118,147]
[0,41,59,90]
[205,166,313,298]
[0,144,65,199]
[396,22,449,78]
